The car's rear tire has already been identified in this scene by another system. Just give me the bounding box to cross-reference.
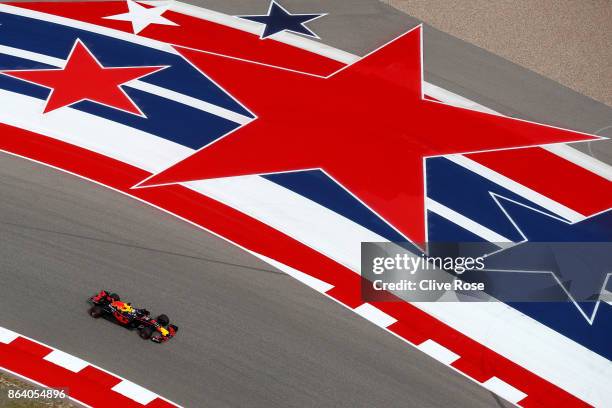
[156,314,169,326]
[89,306,103,318]
[139,327,153,340]
[109,293,120,301]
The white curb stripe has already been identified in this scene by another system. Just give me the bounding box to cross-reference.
[0,327,19,344]
[111,379,159,405]
[353,303,397,328]
[482,376,527,404]
[426,198,512,243]
[125,79,252,125]
[43,349,89,373]
[256,254,334,293]
[417,339,460,365]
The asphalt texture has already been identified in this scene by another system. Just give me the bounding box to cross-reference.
[1,1,609,407]
[0,153,510,407]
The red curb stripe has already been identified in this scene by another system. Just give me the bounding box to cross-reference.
[9,337,52,358]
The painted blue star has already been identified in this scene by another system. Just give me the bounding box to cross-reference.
[238,1,326,39]
[481,195,612,322]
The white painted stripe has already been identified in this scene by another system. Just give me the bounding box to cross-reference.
[543,143,612,181]
[124,79,252,124]
[482,377,527,404]
[446,154,585,222]
[426,198,512,243]
[417,339,460,364]
[603,288,612,307]
[0,44,65,67]
[0,45,251,125]
[422,82,499,115]
[0,327,19,344]
[256,254,334,293]
[43,350,89,373]
[353,303,397,328]
[112,380,159,405]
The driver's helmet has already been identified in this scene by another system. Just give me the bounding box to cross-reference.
[112,301,134,314]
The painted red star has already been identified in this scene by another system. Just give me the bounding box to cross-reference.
[2,39,165,115]
[139,25,596,244]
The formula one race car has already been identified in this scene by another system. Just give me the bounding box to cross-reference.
[88,290,178,343]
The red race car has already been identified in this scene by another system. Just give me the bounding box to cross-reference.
[88,290,178,343]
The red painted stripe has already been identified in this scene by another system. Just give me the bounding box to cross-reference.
[467,147,611,216]
[78,366,121,389]
[9,336,52,357]
[0,123,590,407]
[8,1,345,76]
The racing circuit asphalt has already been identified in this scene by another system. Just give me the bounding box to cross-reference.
[2,1,611,407]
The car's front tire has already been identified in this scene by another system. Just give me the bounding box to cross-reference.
[89,306,103,318]
[139,327,153,340]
